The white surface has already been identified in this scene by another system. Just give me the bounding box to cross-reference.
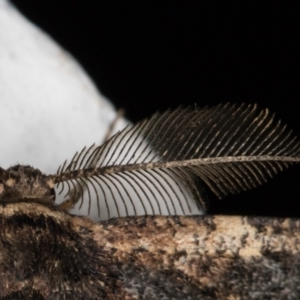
[0,1,201,219]
[0,0,128,219]
[0,0,126,174]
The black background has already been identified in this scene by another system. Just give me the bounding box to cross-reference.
[10,1,300,217]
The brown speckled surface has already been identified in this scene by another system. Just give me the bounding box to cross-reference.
[1,201,300,299]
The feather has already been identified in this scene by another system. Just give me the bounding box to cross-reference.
[48,103,300,218]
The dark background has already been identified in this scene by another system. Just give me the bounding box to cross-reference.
[10,1,300,217]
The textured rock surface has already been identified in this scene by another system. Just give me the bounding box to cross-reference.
[1,201,299,299]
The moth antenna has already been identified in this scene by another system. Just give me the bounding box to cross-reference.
[78,144,95,170]
[57,110,124,212]
[49,104,300,218]
[151,169,178,214]
[135,170,163,215]
[72,146,87,171]
[109,173,133,215]
[160,169,187,214]
[102,174,128,216]
[113,173,138,215]
[139,170,166,214]
[56,159,68,191]
[101,175,120,218]
[94,175,111,218]
[65,151,79,172]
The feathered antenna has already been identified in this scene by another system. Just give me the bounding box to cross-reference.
[46,103,300,218]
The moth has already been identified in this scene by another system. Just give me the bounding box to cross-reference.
[1,103,300,299]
